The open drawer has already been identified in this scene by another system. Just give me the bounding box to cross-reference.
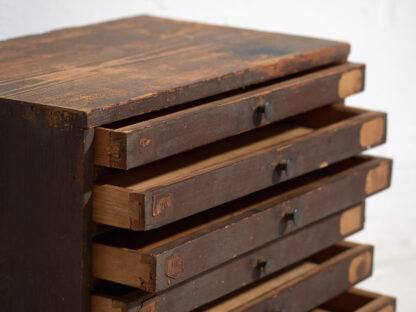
[312,288,396,312]
[94,63,365,169]
[91,242,373,312]
[92,156,391,292]
[93,104,387,230]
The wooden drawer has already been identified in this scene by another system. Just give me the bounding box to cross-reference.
[94,63,365,169]
[91,241,373,312]
[92,156,391,292]
[312,288,396,312]
[93,105,387,230]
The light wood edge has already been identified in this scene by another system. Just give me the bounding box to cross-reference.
[338,67,365,98]
[348,251,373,284]
[360,117,386,149]
[92,244,155,291]
[365,160,392,195]
[339,203,364,236]
[94,127,127,169]
[91,295,125,312]
[93,184,143,230]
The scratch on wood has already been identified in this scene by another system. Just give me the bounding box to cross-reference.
[166,254,184,278]
[152,193,173,217]
[140,138,152,147]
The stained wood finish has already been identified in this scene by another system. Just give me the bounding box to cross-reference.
[0,100,93,311]
[92,156,391,292]
[93,105,387,230]
[91,209,366,312]
[196,242,373,312]
[94,63,365,169]
[0,16,350,128]
[312,288,396,312]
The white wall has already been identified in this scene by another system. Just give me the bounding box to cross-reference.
[1,0,415,309]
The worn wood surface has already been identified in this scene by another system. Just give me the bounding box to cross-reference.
[92,156,391,292]
[94,62,364,169]
[0,100,93,311]
[313,288,396,312]
[91,207,366,312]
[93,105,387,230]
[196,242,373,312]
[91,241,372,312]
[0,16,350,128]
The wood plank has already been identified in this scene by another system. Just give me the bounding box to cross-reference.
[93,104,387,230]
[94,63,365,169]
[0,16,350,127]
[0,100,93,311]
[313,288,396,312]
[92,156,391,292]
[91,241,373,312]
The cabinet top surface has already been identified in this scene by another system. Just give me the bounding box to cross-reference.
[0,15,349,127]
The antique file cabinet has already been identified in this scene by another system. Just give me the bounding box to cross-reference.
[0,16,394,312]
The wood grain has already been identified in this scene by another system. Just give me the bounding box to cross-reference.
[0,16,350,127]
[93,105,387,230]
[0,100,93,311]
[91,212,367,312]
[94,63,365,169]
[92,156,391,292]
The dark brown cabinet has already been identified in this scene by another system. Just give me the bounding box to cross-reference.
[0,15,394,312]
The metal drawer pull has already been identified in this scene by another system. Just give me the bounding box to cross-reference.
[257,101,274,121]
[284,208,302,227]
[276,159,294,178]
[256,257,276,275]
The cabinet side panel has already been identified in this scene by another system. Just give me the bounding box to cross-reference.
[0,101,92,311]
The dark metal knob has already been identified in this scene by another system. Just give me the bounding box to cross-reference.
[276,159,294,178]
[257,101,274,121]
[256,257,275,275]
[284,207,302,226]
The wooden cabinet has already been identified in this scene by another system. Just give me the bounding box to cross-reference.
[0,15,394,312]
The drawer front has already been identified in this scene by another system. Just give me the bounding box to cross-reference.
[92,156,391,292]
[93,105,387,230]
[91,208,367,311]
[94,63,365,169]
[312,288,396,312]
[197,242,373,312]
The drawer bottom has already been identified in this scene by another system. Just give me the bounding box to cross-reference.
[312,288,396,312]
